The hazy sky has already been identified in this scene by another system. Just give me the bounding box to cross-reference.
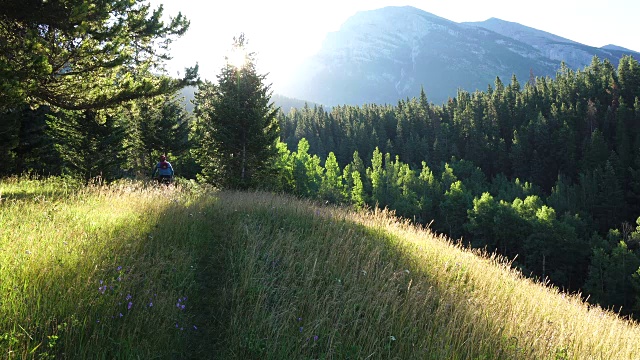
[148,0,640,91]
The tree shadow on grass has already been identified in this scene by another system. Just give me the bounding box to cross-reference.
[0,187,225,359]
[5,188,615,359]
[194,192,534,360]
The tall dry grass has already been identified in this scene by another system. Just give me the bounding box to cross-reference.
[0,178,216,358]
[2,178,639,359]
[211,191,640,359]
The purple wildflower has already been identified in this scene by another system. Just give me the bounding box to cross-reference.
[149,302,153,307]
[128,302,133,310]
[117,266,122,271]
[299,327,303,332]
[126,294,132,300]
[119,313,123,318]
[314,335,318,341]
[193,325,198,330]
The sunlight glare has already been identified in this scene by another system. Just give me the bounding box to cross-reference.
[227,48,247,69]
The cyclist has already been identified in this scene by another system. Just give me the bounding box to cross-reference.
[152,154,174,184]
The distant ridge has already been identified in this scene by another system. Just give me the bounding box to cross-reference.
[178,86,317,114]
[601,44,637,52]
[464,17,639,71]
[280,6,638,106]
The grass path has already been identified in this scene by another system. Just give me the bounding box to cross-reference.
[193,190,640,359]
[2,179,640,359]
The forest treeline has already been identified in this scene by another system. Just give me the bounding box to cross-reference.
[2,55,640,317]
[276,55,640,317]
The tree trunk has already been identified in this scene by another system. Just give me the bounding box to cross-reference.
[241,143,246,182]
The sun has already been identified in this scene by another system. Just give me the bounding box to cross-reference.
[227,47,247,69]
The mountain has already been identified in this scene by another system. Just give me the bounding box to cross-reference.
[271,94,323,114]
[463,18,639,71]
[177,86,318,114]
[280,6,638,106]
[602,44,637,52]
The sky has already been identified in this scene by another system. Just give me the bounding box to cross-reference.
[148,0,640,93]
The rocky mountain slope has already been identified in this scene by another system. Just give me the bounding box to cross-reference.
[280,6,638,106]
[463,18,637,71]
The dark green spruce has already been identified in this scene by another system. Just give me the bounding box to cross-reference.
[192,34,279,189]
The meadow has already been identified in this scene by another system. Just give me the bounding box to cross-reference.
[1,177,639,359]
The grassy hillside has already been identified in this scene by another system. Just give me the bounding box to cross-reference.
[1,177,639,359]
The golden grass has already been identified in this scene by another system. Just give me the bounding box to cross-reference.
[0,179,214,358]
[2,179,639,359]
[214,191,640,359]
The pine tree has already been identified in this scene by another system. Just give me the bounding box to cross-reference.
[438,180,472,240]
[350,171,366,209]
[618,56,640,108]
[123,93,192,177]
[272,141,295,192]
[13,104,60,175]
[0,0,197,111]
[0,107,21,174]
[417,162,441,224]
[47,109,126,181]
[367,147,386,207]
[319,152,346,203]
[143,94,191,175]
[343,150,367,201]
[292,138,322,198]
[193,35,279,189]
[466,192,498,249]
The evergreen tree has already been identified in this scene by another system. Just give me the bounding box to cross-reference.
[193,35,279,189]
[629,130,640,217]
[367,147,386,207]
[439,180,472,240]
[292,138,322,198]
[593,160,625,231]
[13,104,60,175]
[142,94,191,175]
[123,93,192,177]
[583,130,609,171]
[585,236,640,314]
[416,162,442,224]
[466,192,498,249]
[343,150,367,203]
[0,107,23,174]
[319,152,346,203]
[0,0,197,111]
[350,170,366,209]
[47,109,126,181]
[392,158,419,218]
[272,141,295,192]
[618,56,640,108]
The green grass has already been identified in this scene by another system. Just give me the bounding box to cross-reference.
[1,178,639,359]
